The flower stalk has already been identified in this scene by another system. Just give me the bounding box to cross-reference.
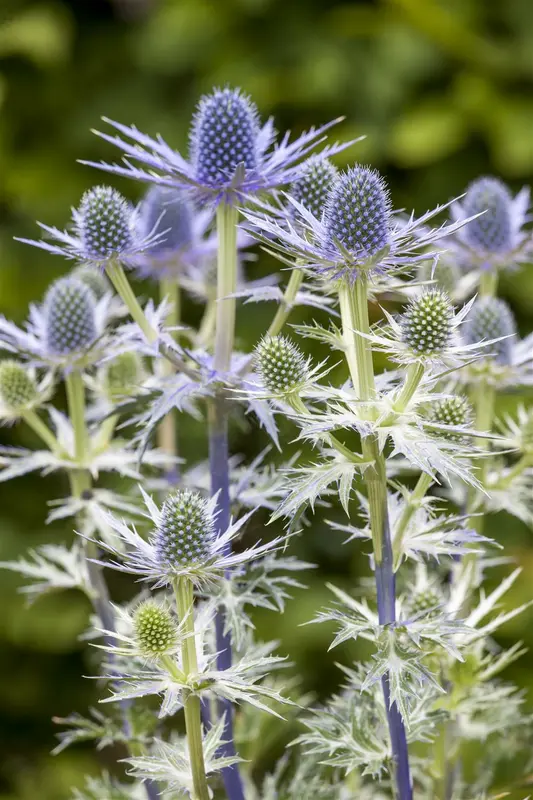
[209,200,245,800]
[173,577,210,800]
[339,273,413,800]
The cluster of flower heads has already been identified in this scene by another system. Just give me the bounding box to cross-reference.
[2,81,533,800]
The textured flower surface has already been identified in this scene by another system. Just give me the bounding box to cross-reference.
[134,185,218,280]
[400,290,454,355]
[462,297,516,365]
[155,490,215,569]
[0,360,38,413]
[427,396,473,441]
[17,185,166,266]
[450,176,532,271]
[255,335,309,395]
[95,487,283,587]
[82,86,355,205]
[0,279,111,369]
[289,156,338,219]
[134,600,178,657]
[71,264,111,299]
[102,352,144,400]
[241,165,474,284]
[44,277,97,356]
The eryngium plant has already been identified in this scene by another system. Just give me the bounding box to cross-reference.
[1,84,532,800]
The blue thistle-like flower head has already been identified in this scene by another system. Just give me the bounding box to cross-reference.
[138,186,194,256]
[76,186,134,260]
[322,166,391,259]
[155,490,215,569]
[462,177,513,255]
[463,297,516,365]
[290,156,338,219]
[401,290,454,355]
[190,87,260,188]
[44,277,97,356]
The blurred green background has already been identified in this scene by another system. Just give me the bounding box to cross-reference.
[1,0,533,797]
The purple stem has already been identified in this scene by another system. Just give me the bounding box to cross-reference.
[374,514,413,800]
[208,396,245,800]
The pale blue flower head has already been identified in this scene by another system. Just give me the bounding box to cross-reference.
[462,297,516,366]
[83,85,354,206]
[451,176,531,272]
[17,185,167,267]
[289,156,338,219]
[242,164,469,284]
[322,166,391,258]
[44,277,97,356]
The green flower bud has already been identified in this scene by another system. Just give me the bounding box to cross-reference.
[0,360,38,412]
[155,490,215,569]
[102,352,144,400]
[255,335,308,395]
[428,396,473,441]
[408,587,442,616]
[134,601,177,657]
[401,290,454,355]
[417,257,460,296]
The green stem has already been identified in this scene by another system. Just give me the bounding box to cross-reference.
[479,270,498,297]
[267,268,304,338]
[22,409,60,452]
[338,274,412,800]
[393,471,433,569]
[65,371,88,464]
[174,578,209,800]
[214,203,238,373]
[196,299,217,349]
[160,276,181,341]
[467,380,495,532]
[495,452,533,489]
[393,362,425,412]
[106,259,158,343]
[158,277,179,472]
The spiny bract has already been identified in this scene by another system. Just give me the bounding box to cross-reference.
[401,289,454,355]
[134,601,177,657]
[323,166,391,259]
[429,396,473,441]
[103,352,144,400]
[255,335,308,395]
[462,297,516,365]
[71,264,110,300]
[190,87,259,187]
[155,490,215,569]
[44,277,97,356]
[462,177,513,254]
[0,361,37,411]
[77,186,134,260]
[290,156,338,219]
[138,186,193,255]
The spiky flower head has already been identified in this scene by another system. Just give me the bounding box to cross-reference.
[71,264,110,299]
[190,87,260,188]
[255,335,309,395]
[462,177,513,255]
[155,490,215,569]
[44,277,97,356]
[0,360,37,412]
[428,396,473,441]
[290,156,338,219]
[407,587,442,617]
[134,600,177,657]
[102,352,144,400]
[462,297,516,365]
[400,289,454,355]
[77,186,134,260]
[138,186,193,255]
[323,166,391,259]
